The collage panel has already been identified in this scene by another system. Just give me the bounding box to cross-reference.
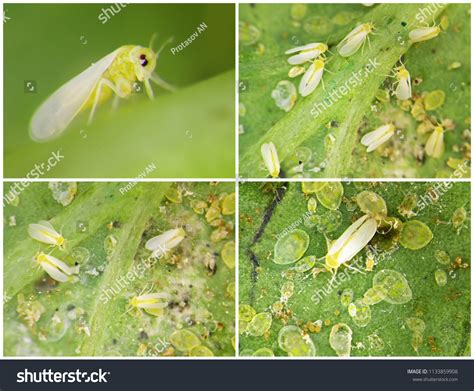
[4,3,235,178]
[239,181,470,357]
[3,181,236,357]
[239,3,470,179]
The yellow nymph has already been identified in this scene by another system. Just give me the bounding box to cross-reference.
[28,220,66,249]
[29,36,175,142]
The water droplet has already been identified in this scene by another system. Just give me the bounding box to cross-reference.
[273,229,310,265]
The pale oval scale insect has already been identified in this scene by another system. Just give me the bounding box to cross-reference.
[326,214,377,269]
[145,227,185,258]
[361,124,395,152]
[425,126,444,158]
[30,38,175,142]
[409,25,441,43]
[337,23,374,57]
[261,142,280,178]
[34,252,79,282]
[285,42,328,65]
[28,220,65,247]
[299,58,325,97]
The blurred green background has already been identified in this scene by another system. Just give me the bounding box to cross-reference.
[4,3,235,178]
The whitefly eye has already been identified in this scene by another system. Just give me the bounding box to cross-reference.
[139,54,148,67]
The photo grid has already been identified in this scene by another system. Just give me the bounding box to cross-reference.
[1,0,472,367]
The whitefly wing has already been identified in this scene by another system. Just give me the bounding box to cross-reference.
[29,49,118,142]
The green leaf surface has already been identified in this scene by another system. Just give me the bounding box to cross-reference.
[4,182,236,357]
[239,181,470,356]
[239,3,470,178]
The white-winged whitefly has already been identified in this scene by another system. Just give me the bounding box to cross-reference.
[392,64,412,100]
[261,142,280,178]
[425,125,445,158]
[28,220,66,249]
[361,124,396,152]
[145,227,185,258]
[34,252,79,283]
[409,22,441,43]
[337,23,375,57]
[299,57,327,97]
[285,42,329,65]
[324,214,378,283]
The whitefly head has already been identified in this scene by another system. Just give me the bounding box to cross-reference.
[130,46,157,82]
